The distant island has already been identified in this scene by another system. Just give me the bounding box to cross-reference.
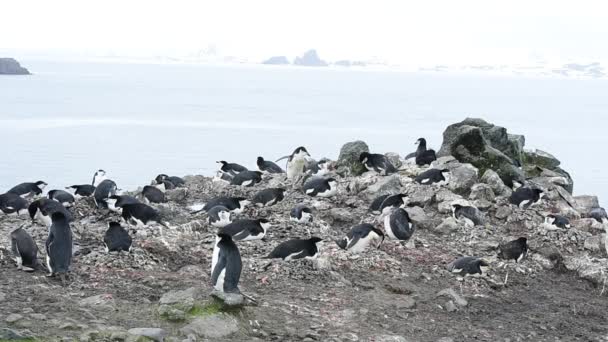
[262,56,290,65]
[0,58,30,75]
[293,49,328,67]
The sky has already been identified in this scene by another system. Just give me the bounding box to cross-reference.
[2,0,608,65]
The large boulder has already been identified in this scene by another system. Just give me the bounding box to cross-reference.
[523,149,574,193]
[437,118,524,187]
[337,140,369,176]
[447,163,479,196]
[480,169,512,197]
[0,58,30,75]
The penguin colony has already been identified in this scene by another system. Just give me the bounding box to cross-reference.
[1,140,604,301]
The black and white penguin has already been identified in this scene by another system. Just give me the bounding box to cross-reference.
[498,237,528,263]
[65,184,96,199]
[211,233,242,293]
[154,180,176,192]
[545,214,571,229]
[10,227,38,272]
[154,174,185,187]
[279,146,311,180]
[217,161,248,175]
[414,138,437,166]
[201,197,250,214]
[121,203,168,228]
[218,218,271,241]
[106,195,140,213]
[379,194,409,213]
[509,187,544,209]
[0,192,29,216]
[383,208,415,241]
[28,198,72,227]
[92,169,108,187]
[213,171,234,183]
[142,185,166,204]
[451,204,484,227]
[589,207,608,224]
[257,157,284,174]
[7,181,47,198]
[253,188,286,207]
[230,171,263,187]
[208,206,232,227]
[415,168,450,185]
[359,152,397,175]
[45,212,73,280]
[302,177,338,198]
[47,190,75,208]
[265,237,322,260]
[370,194,391,213]
[336,224,385,253]
[103,222,132,253]
[290,204,313,223]
[93,179,118,209]
[447,256,488,276]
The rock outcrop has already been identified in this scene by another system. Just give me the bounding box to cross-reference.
[0,58,30,75]
[294,49,328,67]
[262,56,290,65]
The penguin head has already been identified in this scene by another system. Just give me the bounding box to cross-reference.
[415,138,427,146]
[235,197,250,209]
[257,218,271,230]
[452,203,463,211]
[309,236,323,244]
[154,182,167,192]
[95,170,106,177]
[47,190,57,199]
[440,169,451,178]
[291,147,310,160]
[256,156,265,165]
[106,195,120,208]
[359,152,370,163]
[545,214,557,224]
[516,237,528,248]
[326,177,338,186]
[108,221,123,230]
[335,238,347,250]
[534,188,545,198]
[154,174,169,184]
[35,181,48,190]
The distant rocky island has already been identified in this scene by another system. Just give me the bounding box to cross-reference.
[262,56,290,65]
[262,50,368,68]
[0,58,30,75]
[294,49,327,67]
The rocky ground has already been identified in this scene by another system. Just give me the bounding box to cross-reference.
[1,119,608,342]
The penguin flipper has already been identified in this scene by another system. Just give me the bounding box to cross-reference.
[346,235,361,250]
[210,255,227,286]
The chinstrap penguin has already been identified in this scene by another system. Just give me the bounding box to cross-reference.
[0,192,29,216]
[498,237,528,263]
[47,190,75,207]
[207,205,232,227]
[218,218,271,241]
[336,224,385,253]
[359,152,397,175]
[7,181,47,198]
[11,227,39,272]
[302,177,338,198]
[415,168,450,186]
[45,212,73,282]
[230,171,263,187]
[253,188,286,207]
[257,157,284,174]
[265,237,322,260]
[383,208,415,241]
[103,222,132,253]
[211,233,242,294]
[290,204,313,223]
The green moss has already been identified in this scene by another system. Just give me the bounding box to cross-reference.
[0,339,37,342]
[188,302,223,317]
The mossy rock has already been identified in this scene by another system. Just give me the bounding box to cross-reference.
[337,140,369,176]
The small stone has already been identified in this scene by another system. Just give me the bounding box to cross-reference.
[127,328,168,342]
[394,296,417,310]
[437,338,455,342]
[436,288,468,307]
[0,328,29,340]
[329,208,354,222]
[495,206,512,220]
[469,183,495,202]
[159,287,199,312]
[5,314,24,324]
[340,333,359,341]
[434,217,460,235]
[180,314,239,339]
[30,314,47,321]
[79,294,115,311]
[210,290,245,306]
[60,323,81,330]
[584,235,605,254]
[445,300,458,312]
[0,292,5,302]
[157,305,186,322]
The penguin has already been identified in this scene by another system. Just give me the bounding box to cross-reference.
[447,256,489,276]
[7,181,47,198]
[415,168,450,186]
[383,208,415,241]
[336,224,385,253]
[257,157,284,174]
[213,171,234,183]
[379,194,409,213]
[47,190,75,207]
[305,158,331,177]
[509,187,544,209]
[142,185,166,204]
[290,204,313,223]
[230,171,263,187]
[370,194,391,213]
[589,207,608,224]
[414,138,437,166]
[253,188,286,207]
[545,214,571,229]
[201,197,250,214]
[93,179,118,209]
[359,152,397,175]
[218,218,270,241]
[208,206,232,227]
[121,203,168,228]
[451,204,484,227]
[211,233,242,293]
[265,237,322,260]
[28,198,72,227]
[45,212,73,281]
[278,146,311,179]
[65,184,96,199]
[302,177,338,198]
[92,169,108,187]
[154,174,185,187]
[153,180,176,192]
[106,195,140,213]
[103,222,132,253]
[10,227,38,271]
[0,192,29,216]
[498,237,528,263]
[217,161,248,175]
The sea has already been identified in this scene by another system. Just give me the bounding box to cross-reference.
[1,60,607,204]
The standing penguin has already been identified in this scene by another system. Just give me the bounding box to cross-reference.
[48,190,75,208]
[415,168,450,186]
[359,152,397,175]
[278,147,311,180]
[257,157,284,174]
[103,222,132,253]
[265,237,322,260]
[219,219,270,241]
[414,138,437,166]
[10,227,39,272]
[0,192,29,216]
[92,169,108,187]
[231,171,263,187]
[336,224,385,253]
[217,161,248,175]
[142,185,166,204]
[46,212,73,282]
[253,188,286,207]
[302,177,338,198]
[383,208,415,241]
[290,204,313,223]
[208,206,232,227]
[121,203,167,228]
[498,237,528,263]
[8,181,47,198]
[211,233,242,294]
[29,198,72,227]
[65,184,96,199]
[509,188,544,209]
[94,179,118,209]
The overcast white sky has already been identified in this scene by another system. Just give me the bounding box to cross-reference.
[2,0,608,65]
